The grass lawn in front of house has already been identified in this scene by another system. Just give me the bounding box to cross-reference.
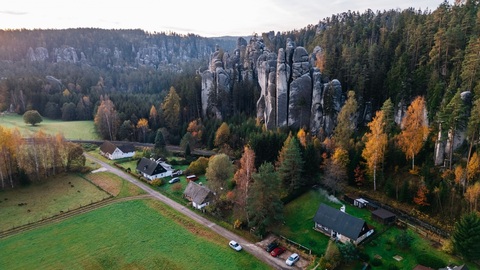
[278,188,470,269]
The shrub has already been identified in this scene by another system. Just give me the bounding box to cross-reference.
[387,264,399,270]
[371,258,382,267]
[395,231,414,249]
[416,253,446,269]
[171,183,182,192]
[359,252,370,262]
[150,178,164,186]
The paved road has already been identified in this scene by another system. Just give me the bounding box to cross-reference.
[85,153,296,270]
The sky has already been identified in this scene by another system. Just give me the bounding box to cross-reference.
[0,0,448,37]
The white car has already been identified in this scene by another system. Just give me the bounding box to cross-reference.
[168,177,180,184]
[229,240,242,251]
[286,253,299,266]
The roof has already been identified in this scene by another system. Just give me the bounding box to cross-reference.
[314,203,368,240]
[439,265,469,270]
[183,181,214,205]
[100,141,135,154]
[100,141,117,154]
[372,208,396,220]
[136,157,167,176]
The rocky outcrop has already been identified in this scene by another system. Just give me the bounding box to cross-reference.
[27,47,49,62]
[54,46,78,63]
[434,91,471,166]
[201,36,345,135]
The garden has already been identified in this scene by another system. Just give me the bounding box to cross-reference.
[276,188,470,269]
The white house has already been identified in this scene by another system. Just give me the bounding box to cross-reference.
[136,157,173,180]
[183,182,215,210]
[99,141,135,160]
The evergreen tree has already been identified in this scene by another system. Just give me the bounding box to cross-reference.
[333,91,358,150]
[277,136,304,196]
[452,212,480,261]
[162,86,181,132]
[247,162,283,237]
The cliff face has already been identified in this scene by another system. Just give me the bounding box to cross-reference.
[202,36,344,136]
[0,29,235,71]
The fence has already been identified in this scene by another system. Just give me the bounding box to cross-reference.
[279,234,312,255]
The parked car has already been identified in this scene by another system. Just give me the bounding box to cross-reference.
[285,253,299,266]
[270,247,286,257]
[168,177,180,184]
[229,240,242,251]
[266,241,278,252]
[186,175,198,181]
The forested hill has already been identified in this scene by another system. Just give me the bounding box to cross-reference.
[0,29,236,69]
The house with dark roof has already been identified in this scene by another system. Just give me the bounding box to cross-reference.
[439,264,469,270]
[313,203,374,245]
[99,141,135,160]
[183,181,215,210]
[136,157,173,180]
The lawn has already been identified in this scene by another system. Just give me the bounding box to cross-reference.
[84,171,146,198]
[278,188,469,269]
[0,199,271,270]
[0,174,110,232]
[0,113,99,140]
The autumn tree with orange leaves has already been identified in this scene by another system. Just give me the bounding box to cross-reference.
[233,146,256,222]
[362,110,388,191]
[397,96,429,171]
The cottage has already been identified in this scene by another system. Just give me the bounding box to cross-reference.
[136,157,173,180]
[371,208,396,225]
[313,203,374,245]
[183,182,215,210]
[99,141,135,160]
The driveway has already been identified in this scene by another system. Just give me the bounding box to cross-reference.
[85,153,300,270]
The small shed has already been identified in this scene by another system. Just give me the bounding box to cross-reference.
[354,198,369,208]
[371,208,396,225]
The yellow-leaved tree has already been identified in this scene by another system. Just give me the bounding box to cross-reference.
[362,110,388,191]
[397,96,429,171]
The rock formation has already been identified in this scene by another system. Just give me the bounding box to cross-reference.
[201,36,344,135]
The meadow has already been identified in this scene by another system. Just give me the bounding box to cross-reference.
[277,189,468,269]
[0,173,110,232]
[0,113,99,140]
[0,199,271,270]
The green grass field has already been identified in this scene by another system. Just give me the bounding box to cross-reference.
[278,189,468,269]
[0,113,99,140]
[0,174,110,232]
[0,199,271,270]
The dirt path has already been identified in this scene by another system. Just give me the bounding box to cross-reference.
[84,153,300,270]
[0,194,152,239]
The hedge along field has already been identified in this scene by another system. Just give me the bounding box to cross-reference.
[0,113,99,140]
[0,174,110,232]
[0,200,271,270]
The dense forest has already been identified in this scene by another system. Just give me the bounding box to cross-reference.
[0,1,479,234]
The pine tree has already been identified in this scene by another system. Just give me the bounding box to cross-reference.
[277,136,304,195]
[247,162,283,237]
[362,110,388,191]
[452,212,480,261]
